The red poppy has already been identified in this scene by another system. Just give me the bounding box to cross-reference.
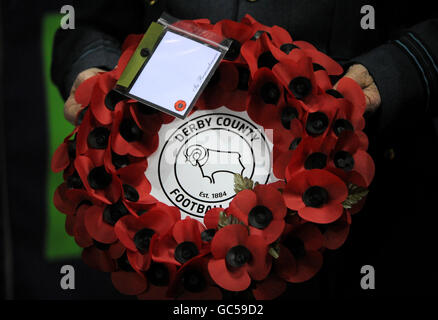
[275,223,323,283]
[51,128,78,173]
[110,106,159,157]
[75,108,111,161]
[208,224,271,292]
[267,180,287,192]
[283,169,348,224]
[229,184,287,244]
[282,211,307,231]
[116,163,155,205]
[74,155,121,204]
[114,203,180,271]
[85,71,128,126]
[325,77,367,142]
[82,246,116,273]
[313,66,333,92]
[196,61,249,112]
[151,217,206,266]
[212,19,254,64]
[82,198,156,246]
[130,102,174,133]
[81,159,156,245]
[335,77,366,120]
[74,74,100,108]
[284,134,337,180]
[265,36,343,77]
[168,256,222,300]
[83,203,119,245]
[272,55,321,105]
[320,210,351,250]
[327,131,375,187]
[329,99,366,140]
[110,251,148,295]
[269,90,305,132]
[240,14,292,47]
[246,68,285,128]
[111,270,148,296]
[241,32,280,77]
[103,145,147,173]
[53,182,91,215]
[272,118,303,179]
[67,201,94,248]
[203,207,224,230]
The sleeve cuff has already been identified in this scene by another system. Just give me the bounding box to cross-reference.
[352,42,426,134]
[63,42,121,100]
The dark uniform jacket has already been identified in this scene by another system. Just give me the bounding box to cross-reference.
[51,0,438,298]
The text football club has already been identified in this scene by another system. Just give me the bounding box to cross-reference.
[145,107,274,220]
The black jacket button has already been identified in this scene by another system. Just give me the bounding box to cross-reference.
[384,148,395,160]
[140,48,150,58]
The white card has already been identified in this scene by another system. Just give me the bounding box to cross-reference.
[129,30,223,118]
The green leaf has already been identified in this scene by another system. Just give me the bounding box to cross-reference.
[234,174,255,194]
[217,210,246,230]
[268,243,280,259]
[342,183,369,209]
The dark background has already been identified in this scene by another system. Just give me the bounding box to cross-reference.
[0,0,436,300]
[0,0,128,299]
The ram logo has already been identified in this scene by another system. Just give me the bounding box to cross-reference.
[184,144,245,184]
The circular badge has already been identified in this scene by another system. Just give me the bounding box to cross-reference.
[174,100,186,111]
[145,107,275,220]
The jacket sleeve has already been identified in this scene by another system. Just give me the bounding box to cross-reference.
[352,19,438,134]
[51,0,164,100]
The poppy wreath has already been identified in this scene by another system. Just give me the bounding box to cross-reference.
[52,15,374,300]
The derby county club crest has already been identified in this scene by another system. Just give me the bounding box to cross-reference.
[145,107,275,220]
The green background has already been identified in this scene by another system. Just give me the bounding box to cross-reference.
[42,14,81,260]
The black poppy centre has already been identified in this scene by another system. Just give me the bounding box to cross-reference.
[304,152,327,170]
[226,245,252,268]
[248,205,273,229]
[105,90,126,111]
[134,228,155,253]
[289,137,302,150]
[260,82,280,104]
[224,38,241,61]
[103,200,129,225]
[334,150,355,171]
[281,106,299,129]
[123,184,139,202]
[257,51,279,70]
[174,241,199,264]
[120,118,143,142]
[146,263,170,286]
[306,112,329,136]
[88,127,110,149]
[182,269,207,293]
[333,119,354,136]
[280,43,300,54]
[201,229,216,242]
[289,77,312,100]
[302,186,329,208]
[88,166,112,190]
